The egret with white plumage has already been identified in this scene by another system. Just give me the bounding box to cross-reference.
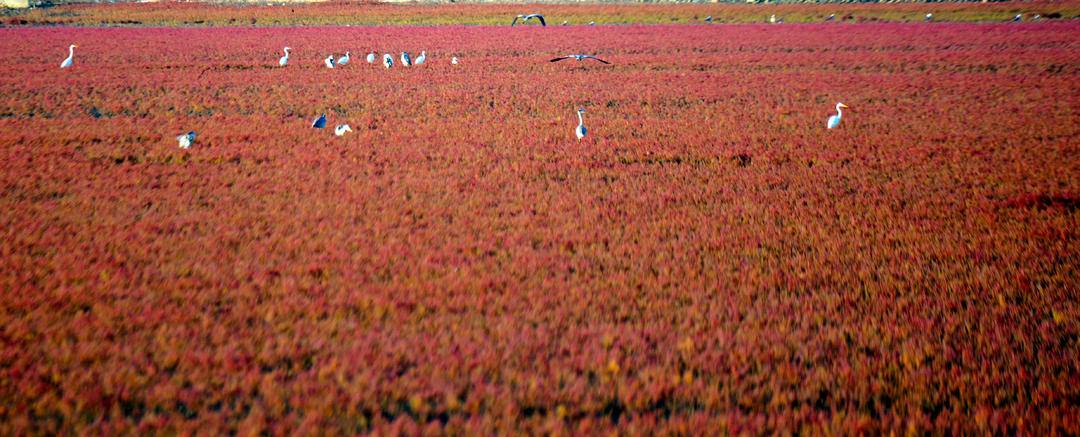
[827,103,848,129]
[60,44,77,69]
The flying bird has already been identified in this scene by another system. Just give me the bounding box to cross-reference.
[279,47,290,66]
[550,54,611,65]
[451,56,459,65]
[312,114,327,128]
[827,103,848,129]
[324,55,335,68]
[60,44,77,69]
[704,15,713,23]
[335,124,353,136]
[400,51,412,67]
[414,51,426,65]
[366,52,375,63]
[925,13,933,22]
[177,131,196,149]
[589,21,596,26]
[512,14,546,26]
[383,53,393,68]
[337,51,350,66]
[825,14,836,21]
[1012,13,1022,22]
[561,20,568,25]
[575,108,587,140]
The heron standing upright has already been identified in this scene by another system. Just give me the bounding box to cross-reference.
[575,108,587,140]
[414,51,426,65]
[337,51,350,66]
[827,103,848,129]
[60,44,77,69]
[278,47,290,66]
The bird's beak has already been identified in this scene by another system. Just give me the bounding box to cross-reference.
[839,103,849,109]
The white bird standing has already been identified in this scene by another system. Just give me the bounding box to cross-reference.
[575,108,587,140]
[279,47,290,66]
[366,52,376,63]
[335,124,353,136]
[769,14,778,24]
[827,102,848,129]
[60,44,77,69]
[325,55,335,68]
[400,51,412,67]
[177,131,196,149]
[337,51,350,66]
[451,56,459,65]
[414,51,426,65]
[925,13,933,22]
[312,114,327,128]
[511,14,546,26]
[383,53,393,68]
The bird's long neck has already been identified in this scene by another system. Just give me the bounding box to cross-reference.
[577,111,584,125]
[68,46,75,57]
[835,104,843,118]
[283,48,289,56]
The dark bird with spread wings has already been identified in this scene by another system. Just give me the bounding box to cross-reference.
[512,14,546,26]
[549,54,611,65]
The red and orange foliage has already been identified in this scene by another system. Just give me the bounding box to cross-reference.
[0,19,1078,434]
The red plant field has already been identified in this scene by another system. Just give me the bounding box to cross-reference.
[0,17,1078,434]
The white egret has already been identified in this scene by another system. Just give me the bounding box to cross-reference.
[177,131,196,149]
[337,51,350,66]
[589,21,595,26]
[451,56,459,65]
[400,51,412,67]
[324,55,335,68]
[925,13,933,22]
[278,47,290,66]
[770,14,781,24]
[825,14,836,21]
[704,15,713,23]
[366,52,375,63]
[561,20,568,25]
[575,108,587,140]
[335,124,353,136]
[60,44,77,69]
[550,54,611,64]
[312,114,327,128]
[414,51,426,65]
[827,103,848,129]
[512,14,546,26]
[1012,13,1022,22]
[383,53,393,68]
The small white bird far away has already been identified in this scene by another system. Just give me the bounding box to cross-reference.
[383,53,393,68]
[451,56,459,65]
[366,52,376,63]
[335,124,353,136]
[827,102,848,129]
[337,51,350,66]
[512,14,546,26]
[279,47,290,66]
[324,55,335,68]
[414,51,426,65]
[177,131,196,149]
[60,44,77,69]
[575,108,587,140]
[400,51,412,67]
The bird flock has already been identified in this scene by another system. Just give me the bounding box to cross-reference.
[56,12,872,149]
